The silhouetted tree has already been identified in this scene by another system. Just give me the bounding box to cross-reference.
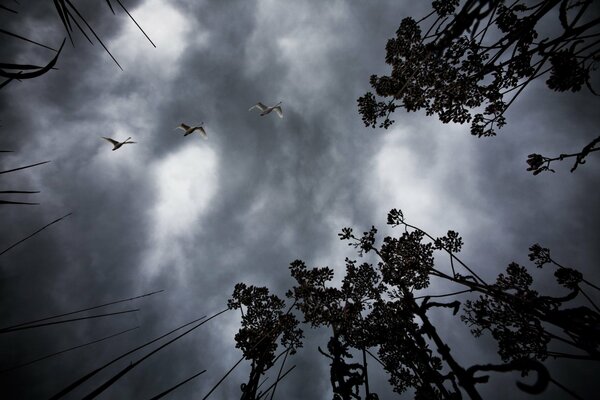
[463,243,600,362]
[252,208,599,399]
[228,283,303,400]
[357,0,600,171]
[287,258,381,399]
[364,209,597,396]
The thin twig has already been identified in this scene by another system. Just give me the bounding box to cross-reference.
[547,351,599,361]
[0,39,65,80]
[579,288,600,314]
[0,326,139,373]
[0,28,57,51]
[0,212,72,256]
[256,366,297,400]
[147,370,207,400]
[49,313,213,400]
[269,347,290,400]
[81,310,225,399]
[0,160,50,174]
[115,0,156,47]
[0,4,17,13]
[414,289,473,300]
[365,348,387,369]
[549,377,584,400]
[201,355,245,400]
[64,0,123,70]
[0,200,38,205]
[0,289,163,331]
[0,309,139,334]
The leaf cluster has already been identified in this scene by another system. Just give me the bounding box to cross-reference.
[228,283,303,366]
[358,0,599,138]
[274,209,599,398]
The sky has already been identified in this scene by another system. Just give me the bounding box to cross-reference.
[1,1,599,399]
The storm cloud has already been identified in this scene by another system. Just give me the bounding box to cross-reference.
[1,1,599,399]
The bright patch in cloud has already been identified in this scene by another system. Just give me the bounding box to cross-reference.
[144,144,218,279]
[111,0,206,77]
[367,124,494,239]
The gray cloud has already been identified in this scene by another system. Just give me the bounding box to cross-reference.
[1,1,599,399]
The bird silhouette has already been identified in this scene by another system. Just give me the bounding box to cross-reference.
[102,137,136,151]
[249,102,283,118]
[176,123,207,139]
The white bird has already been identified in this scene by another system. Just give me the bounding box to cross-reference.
[102,136,136,151]
[249,102,283,118]
[176,123,207,139]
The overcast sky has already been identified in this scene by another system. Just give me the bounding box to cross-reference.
[1,1,599,399]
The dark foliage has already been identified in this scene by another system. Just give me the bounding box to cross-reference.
[357,0,600,170]
[526,135,600,174]
[228,283,303,400]
[241,209,598,399]
[287,258,383,399]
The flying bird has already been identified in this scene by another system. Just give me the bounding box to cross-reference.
[249,102,283,118]
[176,123,207,139]
[102,137,136,151]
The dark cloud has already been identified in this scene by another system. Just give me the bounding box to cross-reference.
[1,1,599,399]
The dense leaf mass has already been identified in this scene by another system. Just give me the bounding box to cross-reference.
[358,0,600,137]
[366,299,445,396]
[380,231,434,291]
[228,283,303,399]
[462,263,552,362]
[349,210,598,396]
[232,209,599,398]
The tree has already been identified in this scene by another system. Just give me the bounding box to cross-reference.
[240,209,599,399]
[288,222,480,399]
[286,258,382,399]
[463,242,600,362]
[228,283,303,400]
[357,0,600,172]
[348,209,598,397]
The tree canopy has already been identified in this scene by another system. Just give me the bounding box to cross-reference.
[358,0,599,134]
[357,0,600,172]
[231,209,599,399]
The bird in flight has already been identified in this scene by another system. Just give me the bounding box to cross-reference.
[176,123,207,139]
[102,137,136,151]
[249,102,283,118]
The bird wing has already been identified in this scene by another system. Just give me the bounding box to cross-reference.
[273,106,283,118]
[102,137,119,146]
[177,123,190,131]
[197,126,208,139]
[249,102,267,112]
